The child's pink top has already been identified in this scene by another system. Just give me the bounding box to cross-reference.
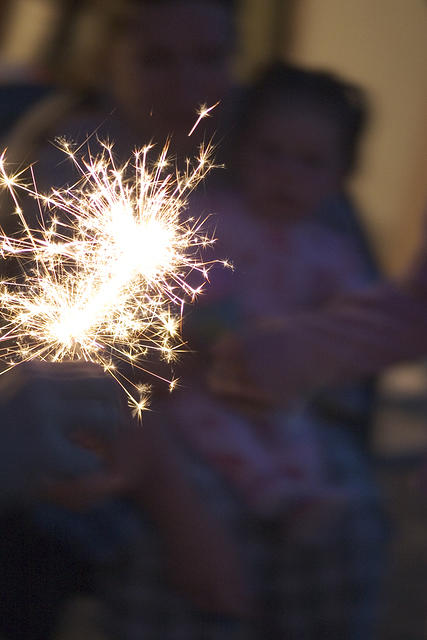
[166,189,371,517]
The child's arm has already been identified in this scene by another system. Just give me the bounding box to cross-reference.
[112,416,249,616]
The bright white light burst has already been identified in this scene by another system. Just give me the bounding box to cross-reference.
[0,134,219,418]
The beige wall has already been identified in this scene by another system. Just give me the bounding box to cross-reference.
[235,0,277,79]
[1,0,426,274]
[285,0,427,273]
[0,0,59,69]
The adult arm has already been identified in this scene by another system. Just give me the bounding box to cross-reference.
[211,277,427,408]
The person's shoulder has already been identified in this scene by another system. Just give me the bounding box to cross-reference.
[305,220,362,255]
[294,220,370,292]
[292,220,351,256]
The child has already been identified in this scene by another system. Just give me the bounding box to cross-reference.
[161,63,386,638]
[178,62,373,516]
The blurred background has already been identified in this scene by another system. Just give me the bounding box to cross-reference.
[0,1,426,639]
[0,0,426,274]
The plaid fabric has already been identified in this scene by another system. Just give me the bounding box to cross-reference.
[96,456,252,640]
[95,425,387,640]
[270,425,388,640]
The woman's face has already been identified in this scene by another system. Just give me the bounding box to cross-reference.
[238,104,346,222]
[113,3,233,145]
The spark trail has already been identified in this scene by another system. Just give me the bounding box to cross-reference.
[0,124,223,418]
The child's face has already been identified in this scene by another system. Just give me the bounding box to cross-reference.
[239,104,346,222]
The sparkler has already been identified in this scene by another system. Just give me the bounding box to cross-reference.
[0,121,224,418]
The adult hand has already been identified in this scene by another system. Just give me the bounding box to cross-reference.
[0,361,127,507]
[208,329,279,407]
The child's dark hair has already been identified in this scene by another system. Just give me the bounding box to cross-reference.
[237,61,369,174]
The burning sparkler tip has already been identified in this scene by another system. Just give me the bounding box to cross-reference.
[188,101,220,137]
[0,130,224,411]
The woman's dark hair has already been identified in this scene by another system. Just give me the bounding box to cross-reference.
[122,0,236,46]
[132,0,235,8]
[236,61,369,174]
